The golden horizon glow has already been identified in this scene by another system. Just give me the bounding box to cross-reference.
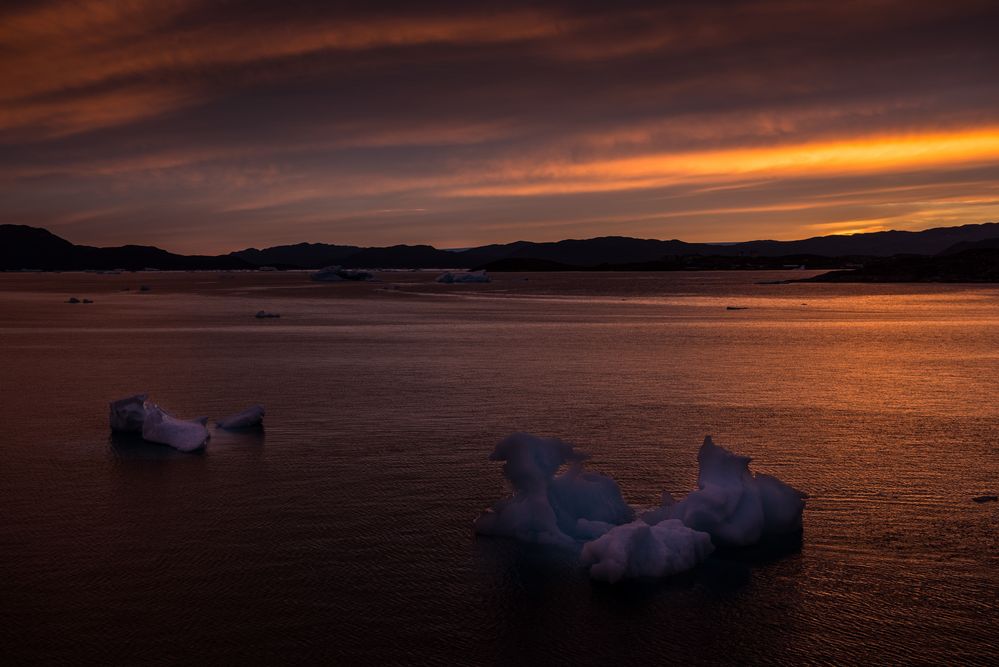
[450,127,999,197]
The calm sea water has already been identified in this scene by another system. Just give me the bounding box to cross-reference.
[0,271,996,665]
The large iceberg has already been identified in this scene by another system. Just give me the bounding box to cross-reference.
[109,393,148,432]
[216,404,265,429]
[475,432,806,582]
[580,519,714,583]
[473,433,633,546]
[436,270,490,284]
[646,436,807,547]
[141,404,210,452]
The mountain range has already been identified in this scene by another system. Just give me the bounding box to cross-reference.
[2,222,999,271]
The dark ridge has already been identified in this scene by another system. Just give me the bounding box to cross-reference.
[802,248,999,283]
[0,224,251,271]
[481,254,869,272]
[4,221,999,272]
[231,242,360,268]
[937,237,999,256]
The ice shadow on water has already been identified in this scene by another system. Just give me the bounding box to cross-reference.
[470,532,804,666]
[108,427,265,463]
[473,529,803,605]
[108,432,203,462]
[210,425,266,449]
[472,536,582,597]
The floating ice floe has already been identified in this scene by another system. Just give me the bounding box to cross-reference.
[216,404,265,429]
[436,270,490,284]
[141,404,210,452]
[475,432,806,582]
[109,393,148,432]
[109,393,263,452]
[311,265,374,282]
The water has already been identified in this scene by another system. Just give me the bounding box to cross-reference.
[0,271,996,665]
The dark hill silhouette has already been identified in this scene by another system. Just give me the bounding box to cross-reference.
[219,222,999,269]
[232,242,359,268]
[730,223,999,257]
[937,237,999,256]
[0,224,251,271]
[339,244,461,269]
[481,254,865,272]
[3,221,999,273]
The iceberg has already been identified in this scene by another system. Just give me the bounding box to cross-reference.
[476,432,807,582]
[473,433,633,546]
[141,404,210,452]
[216,404,265,429]
[580,519,714,583]
[436,270,490,284]
[311,266,374,282]
[647,436,806,547]
[109,393,148,432]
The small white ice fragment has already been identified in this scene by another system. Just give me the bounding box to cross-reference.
[311,266,373,282]
[216,405,265,429]
[436,270,490,284]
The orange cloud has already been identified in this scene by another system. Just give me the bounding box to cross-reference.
[447,127,999,197]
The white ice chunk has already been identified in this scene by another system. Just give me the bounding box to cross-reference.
[109,393,148,432]
[436,270,490,284]
[216,404,265,429]
[473,433,633,546]
[654,436,806,546]
[141,404,210,452]
[581,519,714,583]
[311,266,373,282]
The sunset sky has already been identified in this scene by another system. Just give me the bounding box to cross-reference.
[2,0,998,253]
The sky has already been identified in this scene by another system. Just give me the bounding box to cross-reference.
[1,0,998,254]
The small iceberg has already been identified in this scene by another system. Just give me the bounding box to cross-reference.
[436,270,490,284]
[972,494,998,503]
[66,297,80,303]
[108,394,265,452]
[141,404,210,452]
[311,265,374,282]
[109,393,149,432]
[216,405,265,429]
[255,310,280,319]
